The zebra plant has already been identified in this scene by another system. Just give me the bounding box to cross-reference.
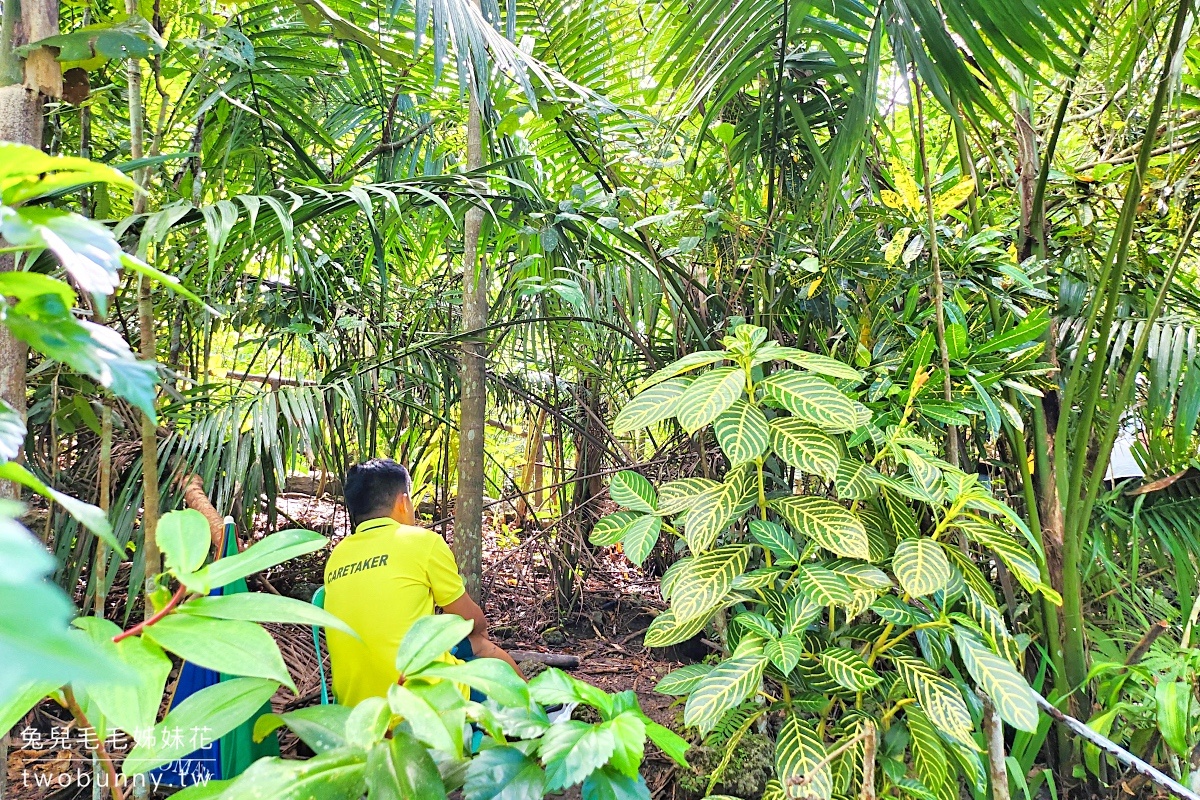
[596,323,1056,799]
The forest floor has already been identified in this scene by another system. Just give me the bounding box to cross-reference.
[6,493,702,799]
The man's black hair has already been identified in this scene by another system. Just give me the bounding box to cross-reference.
[344,459,412,526]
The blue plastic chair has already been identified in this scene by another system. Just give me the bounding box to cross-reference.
[311,586,331,705]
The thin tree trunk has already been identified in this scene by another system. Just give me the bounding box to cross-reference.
[453,47,486,601]
[981,694,1012,800]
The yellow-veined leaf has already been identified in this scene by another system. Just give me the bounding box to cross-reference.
[609,470,656,513]
[654,663,714,696]
[613,376,693,434]
[590,511,639,546]
[683,653,767,734]
[892,655,975,747]
[683,467,754,553]
[671,546,752,623]
[657,478,719,516]
[768,418,840,479]
[757,371,858,432]
[748,519,799,564]
[636,350,727,391]
[892,538,952,597]
[764,635,803,676]
[953,629,1038,732]
[907,708,955,800]
[762,347,862,381]
[835,457,880,500]
[769,496,870,560]
[621,514,662,566]
[775,714,831,800]
[677,367,745,433]
[713,399,769,466]
[819,647,881,691]
[793,564,854,606]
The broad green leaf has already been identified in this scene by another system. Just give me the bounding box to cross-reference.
[794,564,855,606]
[72,617,171,735]
[826,560,892,590]
[645,721,690,768]
[122,677,280,775]
[609,471,656,513]
[769,496,869,560]
[892,538,952,597]
[657,478,719,515]
[1157,680,1192,758]
[636,350,727,391]
[464,745,546,800]
[0,681,58,736]
[345,696,391,749]
[835,457,880,500]
[671,545,751,622]
[184,528,327,592]
[764,635,803,676]
[892,655,975,747]
[144,614,294,690]
[954,630,1038,732]
[676,367,745,433]
[757,370,858,432]
[157,509,213,576]
[394,613,475,676]
[539,720,616,791]
[591,512,639,546]
[748,519,799,564]
[613,377,693,434]
[219,747,368,800]
[733,611,779,638]
[660,557,691,601]
[682,470,752,553]
[581,767,651,800]
[975,307,1050,356]
[178,593,359,637]
[643,606,712,648]
[529,667,612,713]
[416,659,530,707]
[767,347,863,381]
[387,684,457,753]
[366,732,448,800]
[713,399,769,465]
[0,461,117,550]
[775,714,831,800]
[621,514,662,566]
[602,711,646,778]
[870,595,928,626]
[654,663,714,696]
[818,647,881,691]
[768,418,840,478]
[683,653,766,734]
[253,705,351,753]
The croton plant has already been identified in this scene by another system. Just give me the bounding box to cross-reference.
[593,324,1057,799]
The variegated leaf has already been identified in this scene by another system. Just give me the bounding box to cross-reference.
[826,559,892,590]
[672,546,752,622]
[769,496,870,560]
[955,519,1043,594]
[714,399,769,466]
[891,655,975,747]
[749,519,800,564]
[590,511,638,546]
[858,506,894,562]
[964,588,1020,666]
[954,629,1038,731]
[614,376,694,434]
[683,467,754,553]
[609,470,656,513]
[757,370,858,433]
[733,611,779,639]
[902,449,943,498]
[775,714,831,800]
[636,350,727,391]
[654,663,714,696]
[658,477,720,516]
[683,653,767,734]
[892,538,951,597]
[880,489,920,540]
[677,367,745,433]
[764,634,803,676]
[942,544,997,604]
[644,606,713,648]
[621,514,662,566]
[835,457,880,500]
[907,708,955,800]
[870,595,929,626]
[765,348,863,382]
[794,564,854,606]
[660,556,691,601]
[768,418,840,478]
[785,591,822,634]
[819,647,881,691]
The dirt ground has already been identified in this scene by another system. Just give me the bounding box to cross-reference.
[5,494,697,799]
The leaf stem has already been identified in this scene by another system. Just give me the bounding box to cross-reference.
[63,686,125,800]
[113,584,187,643]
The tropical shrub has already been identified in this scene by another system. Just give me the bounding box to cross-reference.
[596,323,1059,798]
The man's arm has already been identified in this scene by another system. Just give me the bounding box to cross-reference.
[441,593,487,638]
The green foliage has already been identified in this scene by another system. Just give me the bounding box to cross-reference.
[597,326,1052,799]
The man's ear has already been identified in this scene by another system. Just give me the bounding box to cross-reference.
[392,493,416,525]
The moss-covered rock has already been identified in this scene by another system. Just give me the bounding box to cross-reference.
[676,733,775,798]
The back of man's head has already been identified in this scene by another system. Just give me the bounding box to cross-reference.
[344,459,412,527]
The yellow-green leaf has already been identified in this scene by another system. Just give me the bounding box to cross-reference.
[764,347,863,381]
[835,457,880,500]
[658,478,720,515]
[714,399,769,466]
[892,538,952,597]
[672,546,751,623]
[892,655,975,748]
[590,512,639,546]
[622,514,662,566]
[954,630,1038,732]
[885,227,912,265]
[757,371,858,433]
[907,708,955,800]
[748,519,799,564]
[819,647,881,691]
[775,714,831,800]
[613,376,693,434]
[764,635,803,676]
[636,351,727,392]
[769,496,870,560]
[794,564,854,606]
[683,467,754,553]
[683,653,767,734]
[768,418,840,479]
[609,471,656,513]
[934,178,976,217]
[677,367,745,433]
[644,606,712,648]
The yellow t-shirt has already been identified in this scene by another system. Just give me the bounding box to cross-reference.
[323,517,466,706]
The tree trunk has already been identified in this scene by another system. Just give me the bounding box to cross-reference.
[453,56,486,601]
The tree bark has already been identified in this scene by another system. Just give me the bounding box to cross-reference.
[453,49,486,601]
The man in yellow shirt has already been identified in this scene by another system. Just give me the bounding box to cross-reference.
[323,458,523,706]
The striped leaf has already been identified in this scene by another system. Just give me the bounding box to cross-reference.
[794,564,854,606]
[942,544,996,603]
[749,519,800,564]
[672,546,752,623]
[764,634,803,676]
[658,478,719,515]
[955,519,1043,593]
[660,557,691,601]
[636,350,727,391]
[892,655,975,747]
[732,566,786,592]
[757,370,858,433]
[654,663,714,696]
[881,489,921,540]
[610,470,656,513]
[892,538,952,597]
[621,514,662,566]
[683,653,767,734]
[819,647,881,691]
[768,418,840,478]
[902,449,943,497]
[766,348,862,382]
[761,779,786,800]
[784,592,822,634]
[769,496,870,560]
[644,606,712,648]
[954,629,1038,732]
[826,559,892,590]
[907,708,955,800]
[964,588,1021,666]
[590,511,638,546]
[858,506,894,563]
[714,399,769,465]
[775,714,831,800]
[677,367,745,433]
[683,468,754,553]
[870,595,929,626]
[835,457,880,500]
[733,611,779,639]
[613,376,693,434]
